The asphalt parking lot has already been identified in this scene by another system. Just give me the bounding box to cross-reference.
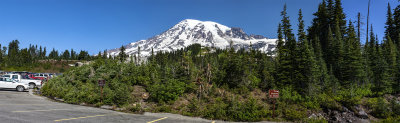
[0,89,216,123]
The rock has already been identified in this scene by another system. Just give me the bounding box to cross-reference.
[309,113,317,119]
[100,105,113,110]
[358,110,368,119]
[343,106,349,112]
[54,97,64,102]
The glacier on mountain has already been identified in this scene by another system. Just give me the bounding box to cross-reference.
[107,19,277,57]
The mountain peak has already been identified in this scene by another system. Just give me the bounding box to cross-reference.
[107,19,277,57]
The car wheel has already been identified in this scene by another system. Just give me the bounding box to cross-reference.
[29,83,35,89]
[16,86,24,92]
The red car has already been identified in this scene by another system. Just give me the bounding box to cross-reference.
[28,73,48,81]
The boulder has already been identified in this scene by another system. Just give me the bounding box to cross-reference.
[358,110,368,119]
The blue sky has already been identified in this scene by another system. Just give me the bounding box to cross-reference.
[0,0,398,54]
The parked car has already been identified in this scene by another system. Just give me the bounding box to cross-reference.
[13,71,32,76]
[28,73,48,81]
[2,74,42,89]
[0,77,29,92]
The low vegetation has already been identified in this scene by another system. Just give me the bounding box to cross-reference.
[8,0,400,122]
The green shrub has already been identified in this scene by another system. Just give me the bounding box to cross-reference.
[283,105,307,121]
[390,99,400,116]
[227,97,270,122]
[203,97,228,120]
[378,116,400,123]
[280,86,303,103]
[302,118,328,123]
[372,97,390,118]
[126,104,143,113]
[148,79,186,103]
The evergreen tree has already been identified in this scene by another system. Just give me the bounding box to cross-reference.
[385,3,396,44]
[342,21,364,87]
[70,49,75,60]
[62,50,70,60]
[276,4,296,87]
[78,50,89,60]
[308,0,330,60]
[8,40,20,66]
[118,45,127,62]
[373,41,393,95]
[383,36,397,72]
[0,44,2,64]
[39,46,43,59]
[327,0,335,24]
[295,9,320,95]
[333,0,346,34]
[103,50,108,59]
[357,12,362,42]
[393,3,400,46]
[43,47,47,59]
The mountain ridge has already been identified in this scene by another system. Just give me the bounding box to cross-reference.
[107,19,277,57]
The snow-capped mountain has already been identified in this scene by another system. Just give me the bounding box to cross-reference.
[107,19,277,57]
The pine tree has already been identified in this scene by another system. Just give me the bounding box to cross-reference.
[62,50,70,60]
[385,3,396,44]
[327,0,335,21]
[342,21,364,87]
[308,0,330,61]
[70,49,75,60]
[97,51,102,59]
[333,0,346,34]
[393,4,400,46]
[276,4,296,87]
[295,9,320,95]
[383,36,397,71]
[373,41,393,95]
[43,47,47,59]
[0,44,2,63]
[118,45,127,62]
[103,50,108,59]
[357,12,362,42]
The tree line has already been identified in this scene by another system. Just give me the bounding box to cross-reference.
[0,40,93,70]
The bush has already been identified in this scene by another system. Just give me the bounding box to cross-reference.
[378,116,400,123]
[283,104,307,121]
[390,99,400,116]
[203,97,228,120]
[316,93,341,110]
[226,97,270,122]
[280,86,303,103]
[372,97,390,118]
[148,79,186,103]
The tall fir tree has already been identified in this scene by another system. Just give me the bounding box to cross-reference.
[393,3,400,46]
[276,4,296,87]
[308,0,330,59]
[342,21,364,87]
[295,9,320,95]
[333,0,347,35]
[385,3,396,44]
[118,45,127,62]
[373,40,393,95]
